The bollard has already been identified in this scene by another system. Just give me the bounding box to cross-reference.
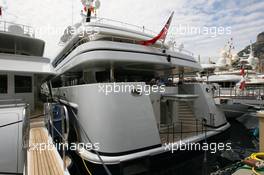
[257,111,264,152]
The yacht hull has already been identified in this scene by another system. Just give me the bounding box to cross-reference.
[69,124,230,175]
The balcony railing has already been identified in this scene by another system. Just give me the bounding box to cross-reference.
[0,20,35,37]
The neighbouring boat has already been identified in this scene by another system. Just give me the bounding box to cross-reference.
[0,20,54,174]
[199,39,264,118]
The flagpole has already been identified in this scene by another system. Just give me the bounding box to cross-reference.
[71,0,74,25]
[86,9,91,22]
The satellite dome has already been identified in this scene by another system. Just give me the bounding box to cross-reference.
[220,49,228,58]
[217,57,227,67]
[232,53,239,62]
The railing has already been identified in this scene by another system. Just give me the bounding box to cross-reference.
[0,98,26,108]
[54,16,195,67]
[86,17,157,36]
[55,36,90,66]
[87,17,194,56]
[213,87,264,99]
[23,107,43,175]
[169,46,194,57]
[158,118,205,143]
[45,103,70,172]
[56,34,140,66]
[0,20,35,37]
[22,104,69,175]
[22,106,30,175]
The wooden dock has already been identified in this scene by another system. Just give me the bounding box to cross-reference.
[27,117,69,175]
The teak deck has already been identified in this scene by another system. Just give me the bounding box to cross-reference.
[27,126,65,175]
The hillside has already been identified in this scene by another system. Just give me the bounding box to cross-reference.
[238,32,264,59]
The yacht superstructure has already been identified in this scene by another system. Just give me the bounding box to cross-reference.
[46,16,230,174]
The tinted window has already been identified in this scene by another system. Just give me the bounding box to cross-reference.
[0,75,7,94]
[15,75,32,93]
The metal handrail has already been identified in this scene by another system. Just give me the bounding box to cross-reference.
[0,99,27,109]
[87,17,194,56]
[62,105,70,141]
[56,37,90,66]
[214,86,264,99]
[46,103,70,172]
[54,16,195,66]
[56,34,140,67]
[173,47,194,56]
[0,20,35,37]
[158,118,204,143]
[23,111,44,175]
[85,17,157,35]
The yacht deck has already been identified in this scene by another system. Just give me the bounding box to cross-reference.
[27,117,68,175]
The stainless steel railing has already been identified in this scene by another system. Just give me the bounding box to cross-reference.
[213,87,264,99]
[58,35,139,65]
[158,118,205,143]
[0,20,35,37]
[85,16,157,35]
[54,16,195,67]
[46,103,70,172]
[86,17,194,56]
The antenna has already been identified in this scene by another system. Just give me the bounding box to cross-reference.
[71,0,74,25]
[0,0,7,18]
[80,0,100,22]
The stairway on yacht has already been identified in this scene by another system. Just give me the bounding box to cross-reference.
[178,101,203,136]
[178,101,196,121]
[159,101,204,144]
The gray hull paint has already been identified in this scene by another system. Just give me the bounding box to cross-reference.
[55,82,161,154]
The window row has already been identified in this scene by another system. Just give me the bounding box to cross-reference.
[0,75,32,94]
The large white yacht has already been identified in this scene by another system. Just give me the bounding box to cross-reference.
[45,12,231,174]
[0,20,54,174]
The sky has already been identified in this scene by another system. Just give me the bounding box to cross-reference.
[1,0,264,62]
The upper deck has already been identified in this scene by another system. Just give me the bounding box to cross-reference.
[0,20,45,56]
[53,17,198,73]
[0,20,35,37]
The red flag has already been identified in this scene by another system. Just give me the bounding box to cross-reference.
[89,6,95,13]
[239,66,246,91]
[240,67,245,76]
[139,12,174,46]
[239,80,246,91]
